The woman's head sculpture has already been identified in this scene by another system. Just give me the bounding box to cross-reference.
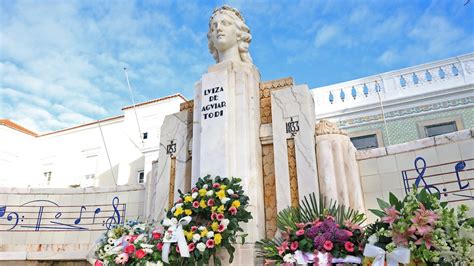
[207,5,253,64]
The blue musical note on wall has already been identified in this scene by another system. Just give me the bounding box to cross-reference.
[74,206,86,225]
[412,157,441,198]
[454,161,469,189]
[104,197,122,230]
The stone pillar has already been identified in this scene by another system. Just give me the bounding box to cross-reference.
[315,120,365,212]
[192,60,265,244]
[270,85,320,212]
[145,110,193,222]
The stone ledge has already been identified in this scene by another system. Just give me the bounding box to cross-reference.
[26,251,88,260]
[356,128,473,160]
[0,184,145,194]
[0,251,27,260]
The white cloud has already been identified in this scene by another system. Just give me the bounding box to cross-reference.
[377,50,399,66]
[314,25,339,48]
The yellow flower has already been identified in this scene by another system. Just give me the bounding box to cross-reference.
[199,188,207,197]
[184,196,192,203]
[211,206,217,212]
[174,206,184,216]
[185,230,193,241]
[214,233,222,245]
[200,199,207,208]
[216,189,226,199]
[217,205,225,213]
[211,222,219,231]
[200,228,208,238]
[232,200,241,208]
[184,209,192,215]
[220,185,227,190]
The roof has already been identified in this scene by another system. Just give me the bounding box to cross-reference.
[121,93,187,110]
[39,115,124,137]
[0,119,38,137]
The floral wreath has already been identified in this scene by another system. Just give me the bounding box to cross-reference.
[161,175,252,265]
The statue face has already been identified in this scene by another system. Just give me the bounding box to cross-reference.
[209,12,239,54]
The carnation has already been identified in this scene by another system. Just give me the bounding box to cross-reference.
[196,242,206,252]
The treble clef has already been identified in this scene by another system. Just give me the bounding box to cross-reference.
[413,157,440,198]
[105,197,121,230]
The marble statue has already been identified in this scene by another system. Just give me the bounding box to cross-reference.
[208,5,253,63]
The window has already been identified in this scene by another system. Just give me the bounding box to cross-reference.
[417,117,463,139]
[43,171,52,185]
[350,134,379,150]
[142,132,148,139]
[137,170,145,184]
[425,121,457,137]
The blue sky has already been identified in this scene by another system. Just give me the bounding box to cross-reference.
[1,0,473,133]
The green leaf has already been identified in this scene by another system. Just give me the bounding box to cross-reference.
[369,209,386,218]
[388,192,399,205]
[376,198,390,210]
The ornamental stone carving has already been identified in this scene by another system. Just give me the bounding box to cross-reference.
[208,5,253,63]
[315,119,347,136]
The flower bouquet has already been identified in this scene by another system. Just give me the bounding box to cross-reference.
[92,220,165,265]
[256,193,366,265]
[364,187,473,266]
[161,175,252,265]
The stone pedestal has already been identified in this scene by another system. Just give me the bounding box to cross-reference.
[192,60,265,245]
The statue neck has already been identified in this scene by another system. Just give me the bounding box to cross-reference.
[218,45,241,63]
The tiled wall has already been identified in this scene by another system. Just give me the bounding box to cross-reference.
[344,103,474,145]
[357,129,474,222]
[0,185,145,261]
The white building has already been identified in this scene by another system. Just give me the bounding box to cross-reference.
[0,94,186,188]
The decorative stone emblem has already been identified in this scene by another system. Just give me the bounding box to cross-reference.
[315,119,347,136]
[286,116,300,138]
[166,140,176,155]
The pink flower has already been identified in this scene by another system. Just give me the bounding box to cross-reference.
[296,223,305,228]
[177,198,183,203]
[124,244,135,254]
[188,242,195,252]
[290,241,299,251]
[192,187,198,193]
[123,235,132,242]
[213,183,220,188]
[94,260,103,266]
[191,226,198,232]
[115,253,129,264]
[134,249,146,259]
[382,206,400,225]
[414,233,433,250]
[206,239,215,248]
[295,229,305,236]
[344,230,353,237]
[207,198,215,207]
[344,241,355,252]
[277,241,289,256]
[156,242,163,251]
[217,213,224,221]
[130,235,138,243]
[218,224,225,232]
[312,220,323,227]
[176,245,180,253]
[192,201,200,208]
[344,220,363,232]
[411,203,438,236]
[211,212,217,220]
[152,231,162,240]
[323,240,333,251]
[229,206,237,215]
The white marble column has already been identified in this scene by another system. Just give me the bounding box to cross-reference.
[192,60,265,243]
[271,85,320,212]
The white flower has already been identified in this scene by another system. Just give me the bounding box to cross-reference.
[226,189,234,195]
[207,231,214,238]
[198,226,206,231]
[206,190,214,196]
[221,197,230,204]
[134,234,145,244]
[107,238,114,244]
[144,248,153,254]
[283,253,296,263]
[196,242,206,252]
[368,234,379,244]
[171,218,178,224]
[140,243,154,249]
[107,231,114,238]
[221,219,230,227]
[192,192,198,199]
[193,234,201,242]
[203,184,208,189]
[104,245,112,252]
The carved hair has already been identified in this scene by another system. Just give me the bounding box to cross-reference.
[315,119,347,136]
[207,5,253,63]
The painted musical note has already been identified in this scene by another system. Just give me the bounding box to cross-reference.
[92,207,101,223]
[7,212,19,230]
[454,161,469,190]
[105,197,121,230]
[0,206,6,217]
[413,157,440,198]
[74,206,86,225]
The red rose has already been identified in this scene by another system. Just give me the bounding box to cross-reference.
[206,239,215,248]
[152,232,162,240]
[212,183,220,188]
[344,241,355,252]
[94,260,103,266]
[323,240,333,251]
[217,213,224,221]
[156,242,163,251]
[188,243,195,252]
[134,249,146,259]
[207,198,215,207]
[130,235,138,243]
[124,244,135,254]
[290,241,299,251]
